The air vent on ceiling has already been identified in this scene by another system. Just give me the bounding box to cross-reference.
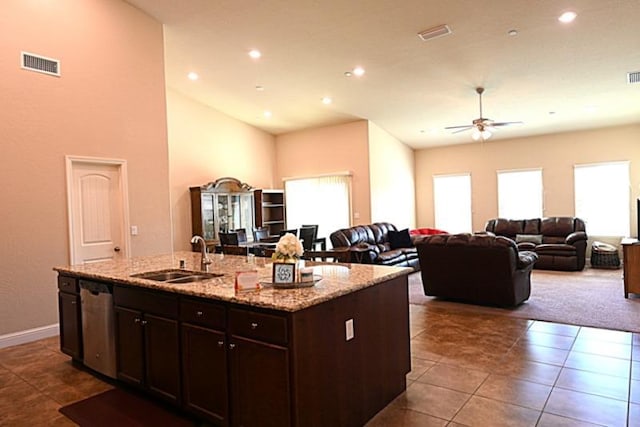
[417,24,452,41]
[628,71,640,84]
[21,51,60,77]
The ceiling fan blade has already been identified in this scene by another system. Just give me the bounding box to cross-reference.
[451,127,473,134]
[444,125,474,130]
[491,121,524,127]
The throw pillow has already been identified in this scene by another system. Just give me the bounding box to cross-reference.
[515,234,543,244]
[388,228,412,249]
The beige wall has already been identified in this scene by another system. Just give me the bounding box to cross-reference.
[0,0,171,335]
[167,90,276,251]
[368,122,416,229]
[415,124,640,237]
[275,121,372,225]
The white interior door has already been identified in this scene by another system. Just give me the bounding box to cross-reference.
[67,157,129,264]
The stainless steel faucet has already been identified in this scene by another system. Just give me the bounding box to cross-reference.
[190,235,212,271]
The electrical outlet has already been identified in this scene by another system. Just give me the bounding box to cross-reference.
[345,318,354,341]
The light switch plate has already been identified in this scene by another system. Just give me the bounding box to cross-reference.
[131,225,138,235]
[345,318,354,341]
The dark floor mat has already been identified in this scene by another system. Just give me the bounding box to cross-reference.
[59,388,198,427]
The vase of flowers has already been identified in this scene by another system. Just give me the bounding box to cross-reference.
[272,232,304,264]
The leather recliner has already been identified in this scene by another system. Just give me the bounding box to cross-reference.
[485,217,588,271]
[417,233,538,307]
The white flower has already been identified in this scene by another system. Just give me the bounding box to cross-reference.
[274,233,304,258]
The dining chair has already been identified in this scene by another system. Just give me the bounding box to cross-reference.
[219,231,239,246]
[233,228,247,244]
[279,229,298,237]
[298,226,317,251]
[253,227,270,242]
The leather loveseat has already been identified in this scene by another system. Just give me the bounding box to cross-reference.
[485,217,588,271]
[417,233,538,307]
[329,222,419,270]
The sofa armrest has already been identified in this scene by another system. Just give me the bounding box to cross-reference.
[565,231,588,245]
[517,251,538,269]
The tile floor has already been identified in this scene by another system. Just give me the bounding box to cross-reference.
[1,304,639,426]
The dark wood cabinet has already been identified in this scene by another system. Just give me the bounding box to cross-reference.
[228,307,290,427]
[229,336,290,427]
[113,286,180,404]
[114,306,144,386]
[57,275,82,360]
[254,189,286,238]
[181,298,228,425]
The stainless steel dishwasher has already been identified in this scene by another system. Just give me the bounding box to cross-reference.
[80,280,116,379]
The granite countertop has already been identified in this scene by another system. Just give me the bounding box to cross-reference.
[54,251,412,312]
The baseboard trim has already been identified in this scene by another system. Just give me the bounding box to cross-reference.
[0,324,59,349]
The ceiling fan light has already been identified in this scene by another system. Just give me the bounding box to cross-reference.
[481,129,492,140]
[472,129,482,141]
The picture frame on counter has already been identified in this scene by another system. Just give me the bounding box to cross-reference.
[273,262,296,284]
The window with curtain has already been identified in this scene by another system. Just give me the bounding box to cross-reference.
[284,174,351,247]
[497,168,543,219]
[433,173,472,233]
[574,161,630,236]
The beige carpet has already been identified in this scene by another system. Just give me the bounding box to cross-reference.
[409,266,640,333]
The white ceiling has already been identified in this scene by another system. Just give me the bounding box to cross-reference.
[125,0,640,149]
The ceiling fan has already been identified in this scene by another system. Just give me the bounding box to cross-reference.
[445,87,523,141]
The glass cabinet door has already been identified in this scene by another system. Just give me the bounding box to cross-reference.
[217,195,230,233]
[201,194,215,240]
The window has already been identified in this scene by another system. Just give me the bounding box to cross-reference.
[497,168,543,219]
[433,173,472,233]
[574,161,630,236]
[284,174,351,247]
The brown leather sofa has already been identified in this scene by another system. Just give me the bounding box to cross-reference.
[417,234,538,307]
[329,222,419,270]
[485,217,587,271]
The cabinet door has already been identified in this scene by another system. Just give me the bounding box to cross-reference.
[182,324,228,425]
[229,336,290,427]
[145,313,181,404]
[114,306,144,387]
[58,292,82,360]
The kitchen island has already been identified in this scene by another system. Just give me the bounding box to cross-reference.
[54,251,412,427]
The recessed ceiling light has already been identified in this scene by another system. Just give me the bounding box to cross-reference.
[187,71,199,81]
[548,111,556,115]
[353,66,365,77]
[344,71,353,77]
[558,11,577,23]
[248,49,262,59]
[263,110,272,118]
[508,29,518,36]
[255,85,264,91]
[321,97,332,105]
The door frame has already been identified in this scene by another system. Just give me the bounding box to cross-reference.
[65,155,131,264]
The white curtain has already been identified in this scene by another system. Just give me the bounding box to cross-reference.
[433,173,472,233]
[284,174,351,247]
[574,161,630,236]
[497,168,543,219]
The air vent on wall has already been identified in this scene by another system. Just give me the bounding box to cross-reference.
[21,51,60,77]
[417,24,452,41]
[628,71,640,84]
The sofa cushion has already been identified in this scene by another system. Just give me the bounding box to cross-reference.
[541,217,575,237]
[494,219,524,237]
[535,244,577,255]
[389,228,412,249]
[515,234,543,244]
[376,249,406,263]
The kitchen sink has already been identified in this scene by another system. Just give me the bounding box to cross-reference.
[131,269,223,283]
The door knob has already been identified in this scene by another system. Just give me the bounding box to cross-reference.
[114,246,121,252]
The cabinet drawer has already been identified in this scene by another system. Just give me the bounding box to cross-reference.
[57,275,79,294]
[180,298,226,330]
[229,308,288,345]
[113,286,178,319]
